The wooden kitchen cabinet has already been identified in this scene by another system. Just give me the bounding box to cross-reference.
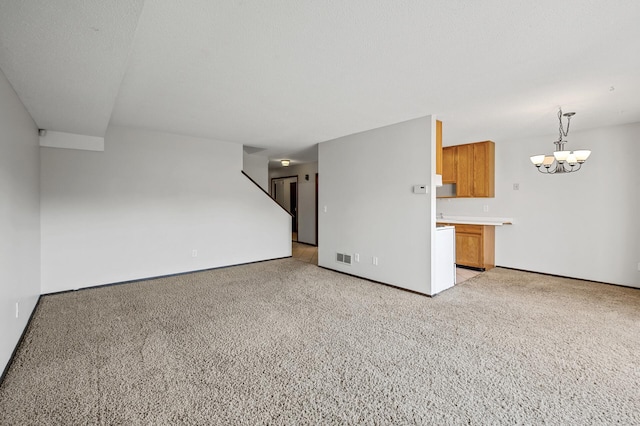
[471,141,495,197]
[456,144,473,197]
[441,223,495,270]
[436,120,443,175]
[442,146,457,183]
[442,141,494,198]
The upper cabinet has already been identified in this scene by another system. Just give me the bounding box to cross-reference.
[442,145,457,183]
[470,141,495,198]
[435,120,443,175]
[441,141,495,198]
[456,143,474,197]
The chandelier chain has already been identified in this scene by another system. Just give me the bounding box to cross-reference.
[558,108,572,141]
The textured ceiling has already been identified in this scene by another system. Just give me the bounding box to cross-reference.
[0,0,145,137]
[1,1,640,163]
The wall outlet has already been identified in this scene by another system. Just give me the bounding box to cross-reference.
[483,205,489,212]
[513,183,520,190]
[191,249,198,258]
[354,253,360,262]
[323,206,327,213]
[373,256,379,266]
[15,302,19,319]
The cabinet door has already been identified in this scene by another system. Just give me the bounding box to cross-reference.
[473,142,495,197]
[436,120,443,176]
[442,146,457,183]
[456,144,473,197]
[456,231,483,268]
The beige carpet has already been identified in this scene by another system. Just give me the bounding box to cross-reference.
[1,259,639,424]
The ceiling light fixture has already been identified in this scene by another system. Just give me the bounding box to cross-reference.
[281,159,290,167]
[530,108,591,174]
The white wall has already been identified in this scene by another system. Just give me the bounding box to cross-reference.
[41,126,291,294]
[270,162,318,245]
[318,117,436,294]
[437,122,640,288]
[0,69,41,372]
[242,150,269,191]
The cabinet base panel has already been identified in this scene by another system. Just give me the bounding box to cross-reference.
[456,264,495,272]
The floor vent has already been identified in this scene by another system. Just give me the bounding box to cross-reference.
[336,253,352,265]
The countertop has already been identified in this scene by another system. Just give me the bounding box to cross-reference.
[436,216,513,226]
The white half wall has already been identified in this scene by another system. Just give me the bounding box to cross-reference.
[243,151,269,191]
[0,69,41,372]
[41,126,291,294]
[270,162,318,245]
[437,121,640,288]
[318,117,435,295]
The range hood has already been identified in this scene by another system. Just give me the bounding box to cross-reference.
[436,183,456,198]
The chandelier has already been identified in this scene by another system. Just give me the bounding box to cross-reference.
[530,108,591,174]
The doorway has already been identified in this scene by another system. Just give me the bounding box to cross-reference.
[270,175,298,241]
